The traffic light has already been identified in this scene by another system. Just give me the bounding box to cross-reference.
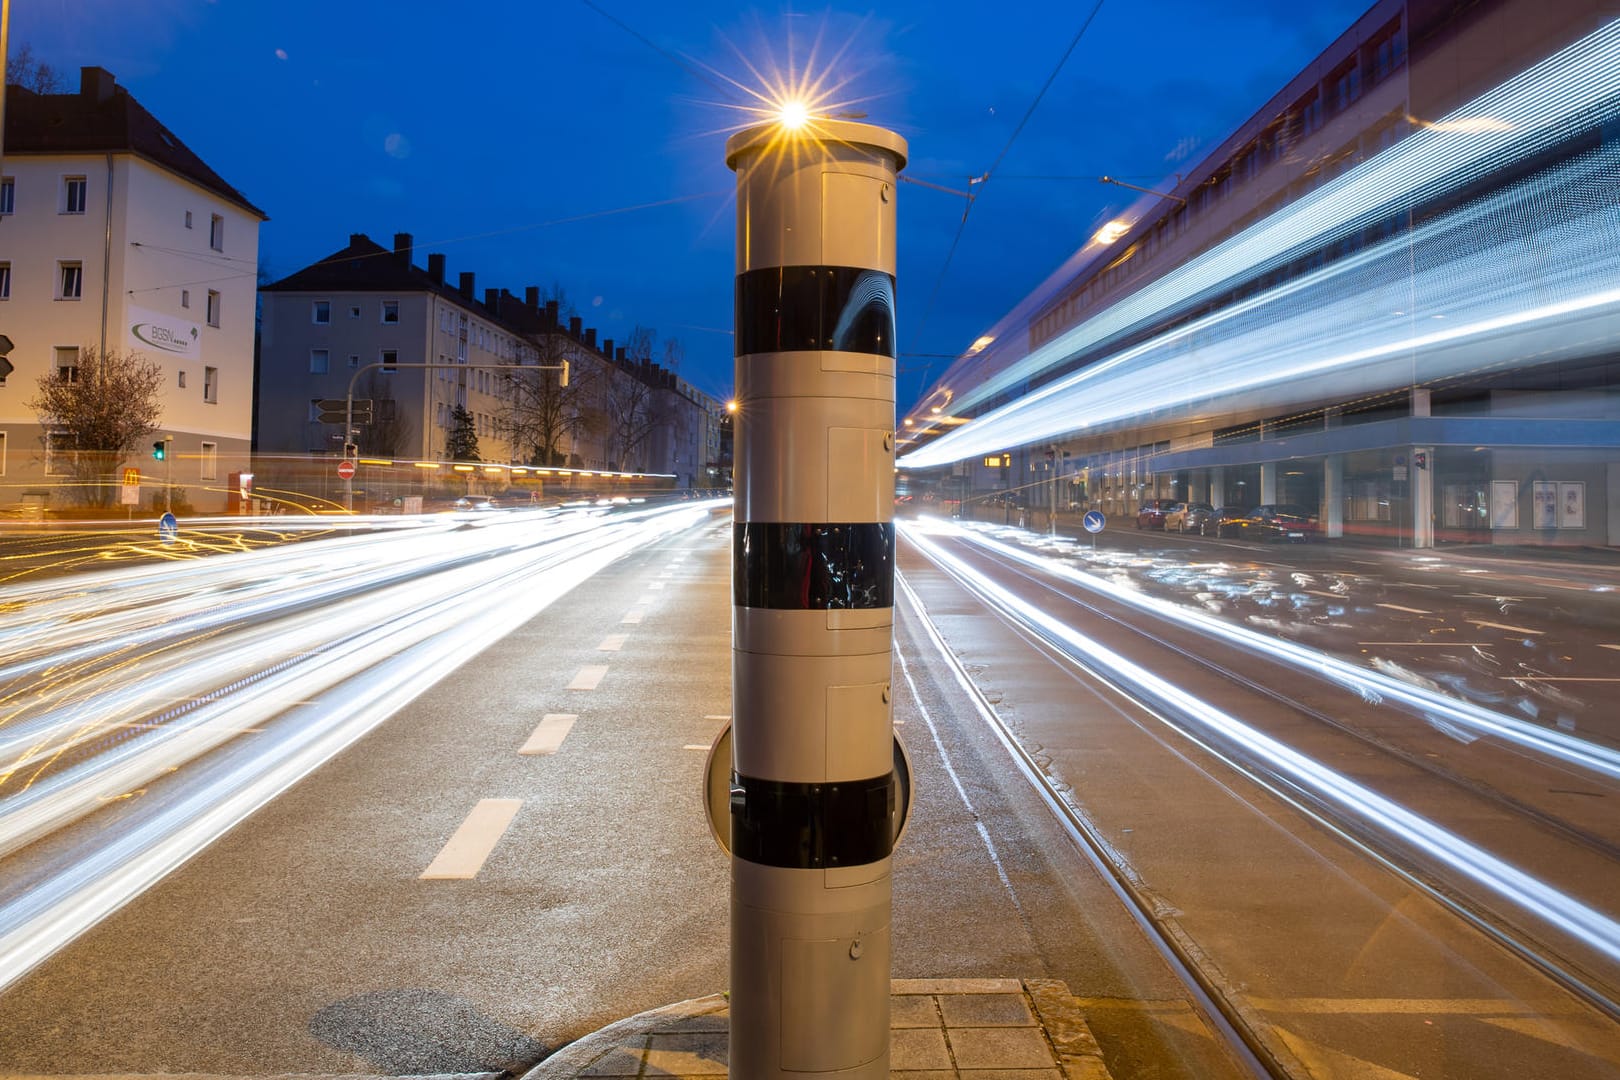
[152,440,166,461]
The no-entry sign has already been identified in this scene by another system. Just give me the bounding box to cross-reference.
[337,460,356,479]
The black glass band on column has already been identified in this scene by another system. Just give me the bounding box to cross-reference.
[734,522,894,610]
[730,771,899,869]
[735,266,896,357]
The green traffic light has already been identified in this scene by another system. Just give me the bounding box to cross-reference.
[152,441,166,461]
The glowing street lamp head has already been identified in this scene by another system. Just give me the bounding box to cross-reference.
[777,99,812,129]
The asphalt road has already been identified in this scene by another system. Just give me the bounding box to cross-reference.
[0,514,1245,1079]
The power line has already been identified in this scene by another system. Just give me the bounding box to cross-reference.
[908,0,1108,396]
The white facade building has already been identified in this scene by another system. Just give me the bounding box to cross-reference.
[0,67,265,514]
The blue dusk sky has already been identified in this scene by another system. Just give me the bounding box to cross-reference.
[14,0,1373,409]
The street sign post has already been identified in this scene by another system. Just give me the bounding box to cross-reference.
[725,115,909,1079]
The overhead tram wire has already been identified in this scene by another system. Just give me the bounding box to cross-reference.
[907,0,1108,397]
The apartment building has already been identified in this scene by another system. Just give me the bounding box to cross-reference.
[0,67,265,513]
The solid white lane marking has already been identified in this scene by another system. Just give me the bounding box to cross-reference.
[597,633,628,651]
[568,665,609,690]
[1359,642,1493,647]
[1599,644,1620,652]
[1498,676,1620,682]
[682,744,709,751]
[622,609,645,624]
[1305,590,1349,600]
[1468,619,1543,635]
[1376,603,1432,615]
[420,799,522,879]
[519,714,576,756]
[1399,582,1441,589]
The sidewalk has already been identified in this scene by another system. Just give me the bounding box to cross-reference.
[521,978,1115,1079]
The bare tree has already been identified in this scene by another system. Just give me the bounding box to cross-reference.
[661,336,684,374]
[543,282,580,321]
[492,335,594,465]
[27,346,164,505]
[604,367,660,472]
[9,44,66,93]
[622,325,657,365]
[445,404,480,462]
[358,370,413,457]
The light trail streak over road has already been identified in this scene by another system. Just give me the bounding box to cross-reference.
[900,518,1620,1026]
[0,501,724,994]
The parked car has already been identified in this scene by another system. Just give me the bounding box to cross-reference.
[1245,503,1319,541]
[1135,498,1178,529]
[1208,506,1250,537]
[1165,501,1214,533]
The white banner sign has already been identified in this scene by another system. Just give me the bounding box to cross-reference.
[128,305,201,361]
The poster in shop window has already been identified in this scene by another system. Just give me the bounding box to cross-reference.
[1532,481,1558,529]
[1489,481,1518,529]
[1558,481,1585,529]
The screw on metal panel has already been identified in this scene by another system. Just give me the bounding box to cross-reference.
[850,939,863,959]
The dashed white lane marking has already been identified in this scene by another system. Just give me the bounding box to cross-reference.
[704,714,731,720]
[649,581,666,590]
[1305,590,1349,600]
[1377,603,1432,614]
[682,744,709,751]
[519,714,577,756]
[568,665,609,690]
[622,609,645,624]
[1599,644,1620,652]
[597,633,628,651]
[1468,619,1543,635]
[420,798,522,880]
[1399,582,1441,589]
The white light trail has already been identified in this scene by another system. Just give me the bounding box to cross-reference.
[902,19,1620,467]
[0,501,721,991]
[901,523,1620,964]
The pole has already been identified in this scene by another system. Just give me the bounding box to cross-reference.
[726,116,908,1079]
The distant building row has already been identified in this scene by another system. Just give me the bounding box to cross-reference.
[0,68,726,515]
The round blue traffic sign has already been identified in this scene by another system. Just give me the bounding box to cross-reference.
[158,512,179,541]
[1082,510,1106,534]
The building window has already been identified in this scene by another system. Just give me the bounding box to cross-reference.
[45,432,72,475]
[185,210,193,229]
[62,176,88,214]
[312,300,331,324]
[0,177,13,215]
[310,349,329,374]
[381,349,398,372]
[181,288,190,308]
[0,262,9,300]
[209,214,224,251]
[0,432,6,475]
[206,289,220,327]
[58,261,83,300]
[381,300,400,324]
[348,354,360,369]
[349,305,360,319]
[204,366,218,403]
[55,346,81,383]
[200,440,218,480]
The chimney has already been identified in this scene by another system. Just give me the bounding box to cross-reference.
[616,347,626,362]
[392,232,413,266]
[602,338,613,359]
[485,287,500,312]
[569,316,582,338]
[79,67,117,104]
[428,253,446,285]
[584,328,596,349]
[545,300,559,327]
[525,286,539,309]
[349,233,368,248]
[459,271,475,299]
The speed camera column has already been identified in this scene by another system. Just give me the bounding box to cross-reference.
[725,117,908,1079]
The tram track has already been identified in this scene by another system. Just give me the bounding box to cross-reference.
[898,519,1620,1077]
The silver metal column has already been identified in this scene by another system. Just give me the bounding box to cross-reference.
[725,117,908,1078]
